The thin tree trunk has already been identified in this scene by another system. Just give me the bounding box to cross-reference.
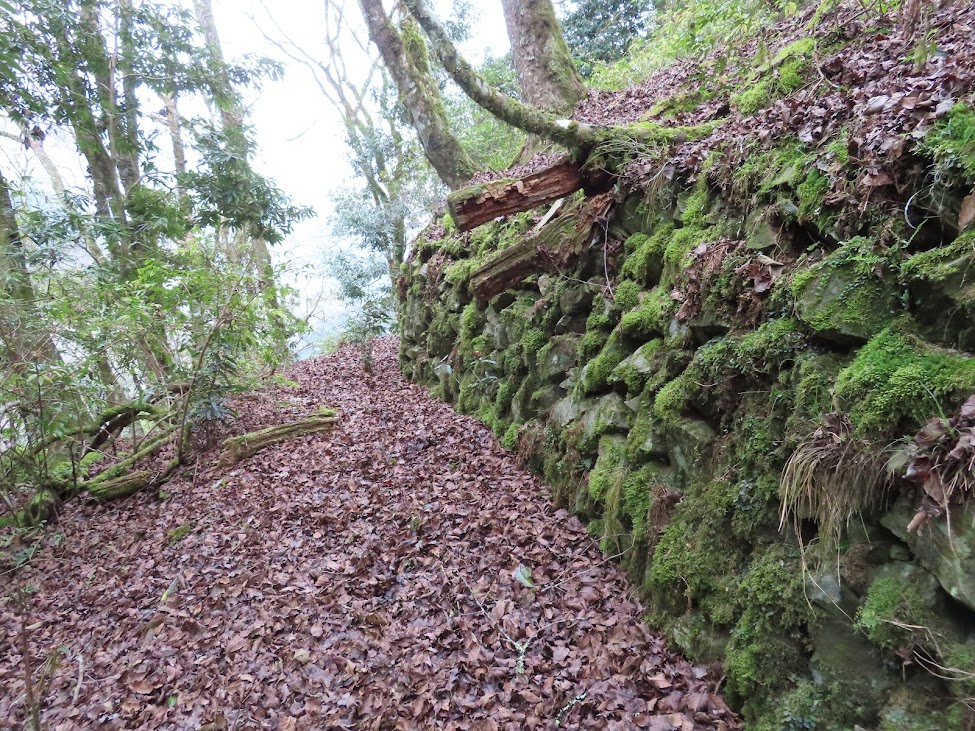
[357,0,478,189]
[499,0,587,116]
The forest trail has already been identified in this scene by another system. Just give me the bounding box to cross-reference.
[1,339,739,730]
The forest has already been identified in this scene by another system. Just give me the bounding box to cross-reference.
[1,0,974,729]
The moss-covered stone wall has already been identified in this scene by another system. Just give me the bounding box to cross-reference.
[398,110,975,730]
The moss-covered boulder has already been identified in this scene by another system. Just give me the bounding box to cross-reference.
[883,498,975,612]
[792,238,900,345]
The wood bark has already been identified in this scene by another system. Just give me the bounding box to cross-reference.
[217,414,339,466]
[446,160,586,232]
[499,0,587,116]
[357,0,478,189]
[469,192,614,303]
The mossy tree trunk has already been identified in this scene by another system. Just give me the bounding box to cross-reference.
[499,0,587,117]
[357,0,479,189]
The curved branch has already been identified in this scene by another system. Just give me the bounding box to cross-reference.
[401,0,596,151]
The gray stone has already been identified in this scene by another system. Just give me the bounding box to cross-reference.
[551,395,588,429]
[608,340,661,391]
[805,572,860,619]
[579,393,635,447]
[744,207,780,251]
[882,497,975,612]
[810,616,893,719]
[537,335,579,383]
[670,612,731,663]
[667,418,716,475]
[616,194,660,236]
[559,283,594,318]
[793,257,896,345]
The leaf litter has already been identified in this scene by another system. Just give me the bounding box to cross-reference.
[1,339,739,730]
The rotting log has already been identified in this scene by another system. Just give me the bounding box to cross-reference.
[447,160,586,232]
[87,470,153,501]
[470,192,615,303]
[217,413,339,467]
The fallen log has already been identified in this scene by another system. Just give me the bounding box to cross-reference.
[447,159,585,232]
[217,412,339,467]
[470,192,615,303]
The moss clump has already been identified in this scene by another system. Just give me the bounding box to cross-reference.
[460,303,480,343]
[855,576,930,651]
[621,225,673,285]
[587,437,627,501]
[494,379,513,415]
[648,480,743,621]
[583,332,628,395]
[734,78,773,116]
[167,523,193,545]
[444,259,477,287]
[521,328,547,357]
[901,229,975,295]
[500,422,520,450]
[652,372,693,427]
[791,237,900,341]
[619,463,673,541]
[613,279,641,312]
[619,286,676,339]
[918,102,975,183]
[585,293,615,331]
[795,169,829,222]
[834,326,975,435]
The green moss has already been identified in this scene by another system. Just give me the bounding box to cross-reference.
[620,463,673,541]
[778,58,808,93]
[620,286,676,339]
[441,212,457,235]
[167,523,193,545]
[585,293,614,331]
[734,78,773,115]
[826,130,851,165]
[901,229,975,294]
[587,437,627,501]
[521,327,547,356]
[444,258,477,287]
[494,379,513,414]
[856,575,932,651]
[792,237,900,341]
[918,102,975,183]
[648,479,743,619]
[795,169,829,222]
[652,372,693,427]
[680,180,711,226]
[500,422,520,450]
[621,225,673,285]
[583,332,627,395]
[834,326,975,434]
[724,606,809,719]
[880,688,968,731]
[613,279,641,312]
[460,303,480,342]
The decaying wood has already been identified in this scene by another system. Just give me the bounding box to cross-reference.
[217,413,339,467]
[447,160,586,232]
[470,192,614,303]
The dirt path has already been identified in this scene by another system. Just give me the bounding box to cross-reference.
[1,339,739,730]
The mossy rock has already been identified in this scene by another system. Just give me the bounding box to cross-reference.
[808,616,896,726]
[792,238,900,345]
[536,335,580,383]
[577,392,635,452]
[581,331,629,395]
[882,497,975,613]
[608,339,665,396]
[669,611,731,663]
[666,417,717,476]
[559,282,595,318]
[902,231,975,349]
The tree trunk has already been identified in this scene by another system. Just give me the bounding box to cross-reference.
[357,0,478,189]
[499,0,586,116]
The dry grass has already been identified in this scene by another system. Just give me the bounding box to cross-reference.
[779,412,892,560]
